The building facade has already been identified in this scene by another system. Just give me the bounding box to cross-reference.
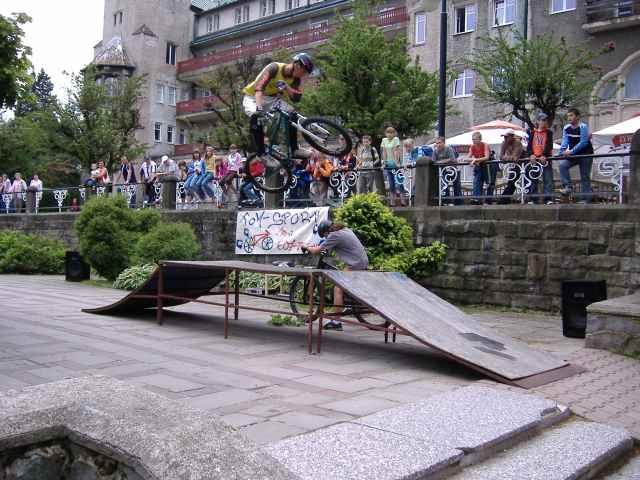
[407,0,640,136]
[94,0,194,161]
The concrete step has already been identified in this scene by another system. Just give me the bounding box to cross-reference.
[598,453,640,479]
[264,385,571,480]
[449,420,633,480]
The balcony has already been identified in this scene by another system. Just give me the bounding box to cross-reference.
[174,143,206,157]
[584,0,640,33]
[177,6,408,76]
[176,96,218,117]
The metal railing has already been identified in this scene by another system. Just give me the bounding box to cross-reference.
[176,6,408,75]
[585,0,640,23]
[436,152,628,206]
[0,152,631,214]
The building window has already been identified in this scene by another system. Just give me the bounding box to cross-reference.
[453,70,474,97]
[113,12,123,26]
[455,5,476,33]
[154,122,162,143]
[206,14,220,32]
[268,0,276,14]
[625,62,640,99]
[492,67,506,90]
[242,5,250,22]
[598,80,617,103]
[414,12,426,45]
[167,125,175,144]
[493,0,515,26]
[550,0,576,13]
[179,128,187,145]
[167,86,177,106]
[155,82,165,103]
[310,20,328,41]
[181,88,191,101]
[286,0,300,10]
[119,12,123,24]
[166,43,177,65]
[234,7,242,24]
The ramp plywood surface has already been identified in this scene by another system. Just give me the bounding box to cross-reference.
[325,271,568,381]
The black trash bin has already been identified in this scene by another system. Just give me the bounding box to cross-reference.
[65,251,90,282]
[561,280,607,338]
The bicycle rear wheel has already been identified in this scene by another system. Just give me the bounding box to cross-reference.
[288,276,333,317]
[301,118,352,156]
[245,152,293,194]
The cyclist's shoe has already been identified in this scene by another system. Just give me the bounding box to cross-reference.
[292,148,311,160]
[323,321,343,331]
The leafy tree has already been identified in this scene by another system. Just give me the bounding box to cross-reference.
[0,12,32,111]
[58,66,146,171]
[464,33,607,129]
[299,2,438,144]
[16,68,55,116]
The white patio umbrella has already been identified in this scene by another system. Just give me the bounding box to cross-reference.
[446,128,527,150]
[592,114,640,148]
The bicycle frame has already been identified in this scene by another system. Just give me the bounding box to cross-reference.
[265,101,333,155]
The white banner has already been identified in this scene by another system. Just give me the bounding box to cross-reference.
[235,207,330,255]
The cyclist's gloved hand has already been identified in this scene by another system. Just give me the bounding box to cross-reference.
[276,80,287,92]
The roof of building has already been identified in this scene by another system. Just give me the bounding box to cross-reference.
[132,24,158,37]
[191,0,238,13]
[93,36,135,68]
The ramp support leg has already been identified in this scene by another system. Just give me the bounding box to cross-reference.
[156,265,164,326]
[393,325,397,343]
[224,269,230,339]
[234,269,240,321]
[307,273,315,354]
[317,275,324,354]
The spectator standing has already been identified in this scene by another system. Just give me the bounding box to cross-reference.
[95,161,110,187]
[0,174,10,212]
[11,173,27,213]
[380,126,402,206]
[525,114,555,204]
[139,156,157,206]
[433,136,463,206]
[466,131,491,204]
[120,156,138,207]
[184,151,200,204]
[29,174,43,192]
[498,129,524,204]
[559,108,594,203]
[157,155,177,178]
[355,135,380,194]
[177,160,188,208]
[312,152,333,206]
[223,144,243,201]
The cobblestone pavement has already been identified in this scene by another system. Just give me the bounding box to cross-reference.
[0,276,638,447]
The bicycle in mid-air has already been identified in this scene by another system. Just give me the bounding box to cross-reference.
[285,252,389,329]
[245,99,352,194]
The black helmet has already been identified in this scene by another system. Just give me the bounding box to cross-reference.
[292,52,314,74]
[317,219,331,238]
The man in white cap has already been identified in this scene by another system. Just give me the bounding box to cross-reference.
[157,155,177,178]
[498,129,523,204]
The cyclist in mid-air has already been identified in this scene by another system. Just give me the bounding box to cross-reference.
[243,53,316,162]
[302,220,369,331]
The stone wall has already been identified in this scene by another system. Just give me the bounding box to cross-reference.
[1,205,639,311]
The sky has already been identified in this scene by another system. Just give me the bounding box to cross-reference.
[1,0,105,101]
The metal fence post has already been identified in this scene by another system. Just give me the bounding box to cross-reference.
[628,130,640,205]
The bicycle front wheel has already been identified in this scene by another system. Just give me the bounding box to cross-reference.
[301,118,352,156]
[245,153,293,194]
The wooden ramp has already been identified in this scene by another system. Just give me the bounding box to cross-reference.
[324,271,581,388]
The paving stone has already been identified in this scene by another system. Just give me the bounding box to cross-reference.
[1,334,54,346]
[270,411,337,430]
[280,392,337,406]
[244,365,311,380]
[0,359,42,371]
[240,420,307,445]
[132,373,206,393]
[90,363,161,377]
[323,394,400,416]
[28,366,81,381]
[242,402,294,417]
[219,413,264,428]
[355,385,560,452]
[185,389,263,410]
[265,422,462,480]
[189,369,272,389]
[293,374,390,393]
[451,422,633,480]
[0,373,28,391]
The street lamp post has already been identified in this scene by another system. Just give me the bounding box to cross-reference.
[438,0,447,137]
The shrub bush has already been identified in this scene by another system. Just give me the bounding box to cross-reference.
[334,193,413,265]
[132,222,201,265]
[377,242,448,279]
[75,196,161,281]
[0,230,65,274]
[113,264,156,290]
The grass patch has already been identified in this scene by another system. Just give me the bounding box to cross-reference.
[269,314,305,327]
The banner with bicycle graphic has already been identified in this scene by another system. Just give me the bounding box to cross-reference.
[235,207,329,254]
